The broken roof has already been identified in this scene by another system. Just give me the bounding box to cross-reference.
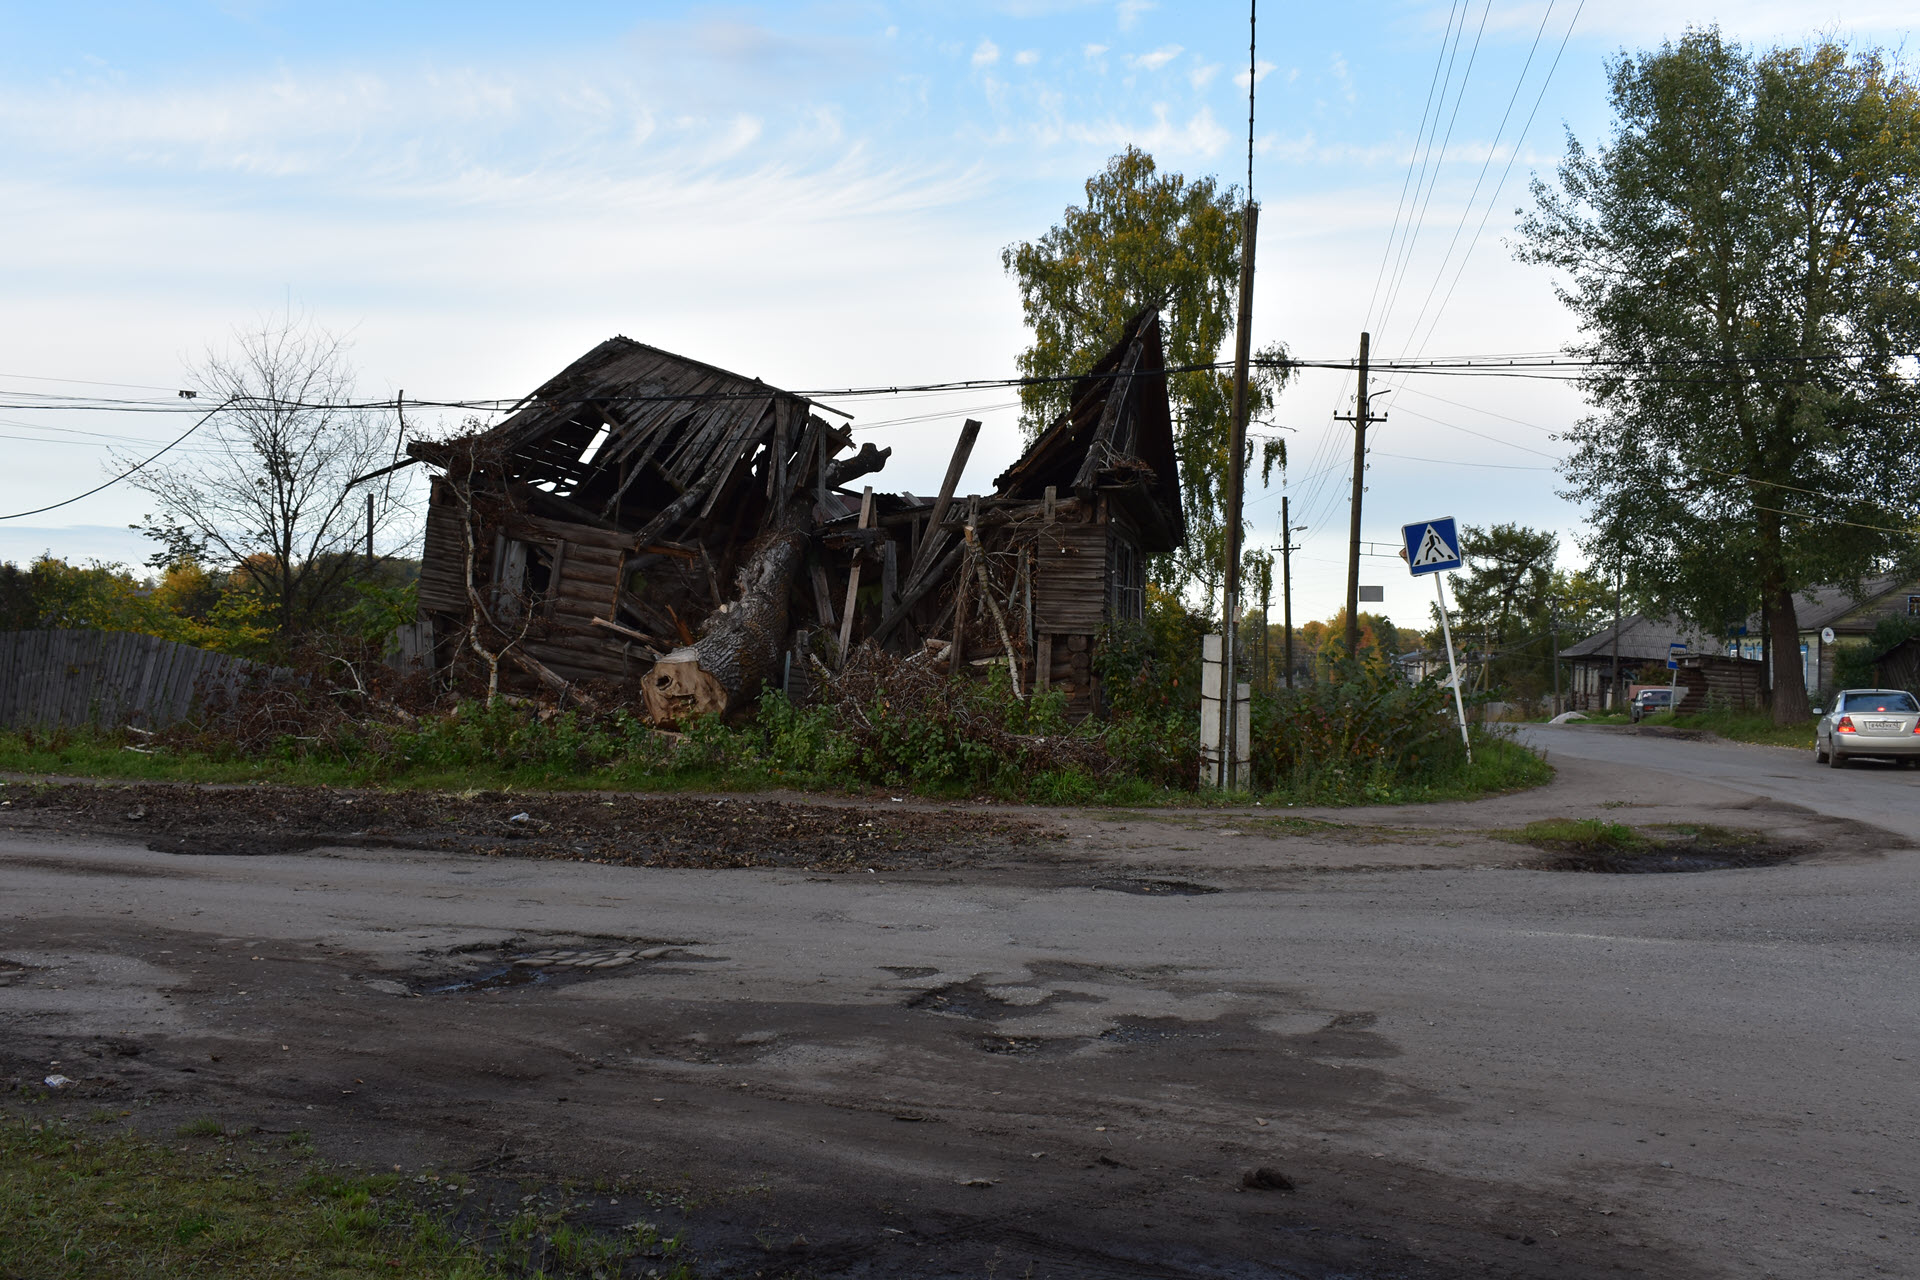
[410,335,826,530]
[993,308,1182,552]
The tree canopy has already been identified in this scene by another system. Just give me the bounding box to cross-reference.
[1003,146,1291,604]
[1516,30,1920,722]
[122,314,416,643]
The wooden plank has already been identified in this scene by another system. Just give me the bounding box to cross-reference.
[904,419,980,590]
[837,486,874,661]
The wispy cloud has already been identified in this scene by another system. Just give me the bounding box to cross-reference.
[1116,0,1154,31]
[1014,49,1040,66]
[972,39,1000,68]
[1234,60,1278,89]
[1083,43,1109,59]
[1329,53,1356,104]
[1129,44,1182,72]
[1066,103,1228,157]
[1189,59,1219,89]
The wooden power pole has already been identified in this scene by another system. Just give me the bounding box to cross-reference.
[1333,332,1385,661]
[1221,202,1259,785]
[1281,494,1295,689]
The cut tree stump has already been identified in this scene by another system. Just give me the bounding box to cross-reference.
[642,512,810,726]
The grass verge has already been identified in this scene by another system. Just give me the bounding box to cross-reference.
[0,725,1550,810]
[0,1114,493,1279]
[0,1114,695,1279]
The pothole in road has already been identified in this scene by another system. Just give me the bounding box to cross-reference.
[1500,821,1810,874]
[427,965,549,994]
[418,943,703,995]
[1098,1017,1221,1047]
[1092,878,1222,896]
[907,979,1098,1020]
[979,1034,1078,1058]
[1541,847,1803,873]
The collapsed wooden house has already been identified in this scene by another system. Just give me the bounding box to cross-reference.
[405,308,1180,722]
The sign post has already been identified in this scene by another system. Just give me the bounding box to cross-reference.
[1668,641,1686,711]
[1403,517,1471,763]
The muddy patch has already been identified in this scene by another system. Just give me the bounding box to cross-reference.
[0,782,1059,872]
[907,978,1098,1020]
[1092,876,1222,896]
[1500,820,1811,874]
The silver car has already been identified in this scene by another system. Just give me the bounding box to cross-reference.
[1813,688,1920,768]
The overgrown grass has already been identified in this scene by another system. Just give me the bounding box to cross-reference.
[1260,733,1552,807]
[1649,708,1816,749]
[0,1115,495,1279]
[0,1114,697,1279]
[0,719,1549,810]
[1496,817,1647,853]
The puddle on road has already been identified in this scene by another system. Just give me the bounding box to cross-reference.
[427,965,549,995]
[1537,847,1802,873]
[1092,878,1222,896]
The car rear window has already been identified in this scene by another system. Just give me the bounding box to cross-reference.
[1842,692,1919,712]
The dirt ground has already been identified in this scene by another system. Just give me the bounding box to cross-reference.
[2,743,1916,1279]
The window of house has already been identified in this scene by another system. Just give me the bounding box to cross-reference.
[1907,594,1920,617]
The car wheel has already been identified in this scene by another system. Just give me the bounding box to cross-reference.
[1828,745,1849,769]
[1815,739,1829,764]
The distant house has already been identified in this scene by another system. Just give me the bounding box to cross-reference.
[1558,614,1728,711]
[1768,574,1920,693]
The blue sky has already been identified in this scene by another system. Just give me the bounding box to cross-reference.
[2,0,1915,628]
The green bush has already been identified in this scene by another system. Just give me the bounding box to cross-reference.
[1251,660,1465,800]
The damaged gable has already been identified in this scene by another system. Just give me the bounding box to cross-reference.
[992,308,1182,553]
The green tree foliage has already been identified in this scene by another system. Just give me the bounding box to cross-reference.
[1438,525,1608,701]
[1002,146,1293,601]
[1517,31,1920,723]
[123,313,414,642]
[0,554,418,658]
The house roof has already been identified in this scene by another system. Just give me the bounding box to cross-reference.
[409,335,822,522]
[1560,613,1722,662]
[1787,574,1912,633]
[992,308,1184,553]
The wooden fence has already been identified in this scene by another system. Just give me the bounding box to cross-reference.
[0,629,256,731]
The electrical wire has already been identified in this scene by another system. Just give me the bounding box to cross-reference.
[0,398,232,521]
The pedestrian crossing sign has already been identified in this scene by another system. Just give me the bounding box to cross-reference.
[1402,517,1463,576]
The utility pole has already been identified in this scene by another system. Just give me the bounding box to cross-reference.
[1610,571,1623,711]
[1258,555,1273,693]
[1550,607,1561,715]
[1221,202,1259,787]
[1333,332,1386,660]
[1281,494,1296,689]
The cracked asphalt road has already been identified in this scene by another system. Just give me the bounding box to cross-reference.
[2,733,1916,1278]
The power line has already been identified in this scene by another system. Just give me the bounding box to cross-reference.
[1404,0,1586,361]
[1375,0,1493,347]
[1393,0,1561,360]
[0,398,233,521]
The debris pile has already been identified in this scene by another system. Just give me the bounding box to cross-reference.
[401,307,1183,724]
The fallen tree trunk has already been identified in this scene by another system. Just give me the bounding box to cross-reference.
[643,512,810,725]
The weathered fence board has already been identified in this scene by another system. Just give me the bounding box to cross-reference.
[0,630,257,730]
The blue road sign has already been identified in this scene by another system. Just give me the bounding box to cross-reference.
[1668,641,1686,671]
[1402,517,1463,576]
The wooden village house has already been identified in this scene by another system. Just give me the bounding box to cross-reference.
[402,308,1182,723]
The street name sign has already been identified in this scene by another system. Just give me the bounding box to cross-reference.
[1402,518,1463,576]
